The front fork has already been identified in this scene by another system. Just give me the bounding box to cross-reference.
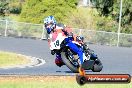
[79,46,97,76]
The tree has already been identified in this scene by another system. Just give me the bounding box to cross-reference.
[92,0,132,33]
[0,1,9,16]
[8,0,23,14]
[20,0,78,23]
[92,0,114,16]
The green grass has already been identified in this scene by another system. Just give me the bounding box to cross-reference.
[0,76,131,88]
[8,14,20,21]
[0,51,30,67]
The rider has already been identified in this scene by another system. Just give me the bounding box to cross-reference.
[44,16,86,73]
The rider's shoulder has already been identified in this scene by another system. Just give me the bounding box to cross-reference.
[56,23,65,29]
[56,26,63,30]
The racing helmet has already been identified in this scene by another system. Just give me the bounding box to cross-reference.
[44,16,57,34]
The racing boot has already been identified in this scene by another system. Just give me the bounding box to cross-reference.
[55,55,65,67]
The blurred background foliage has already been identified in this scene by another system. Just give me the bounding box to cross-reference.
[20,0,78,23]
[92,0,132,33]
[0,0,132,34]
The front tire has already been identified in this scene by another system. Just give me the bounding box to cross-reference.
[92,59,103,72]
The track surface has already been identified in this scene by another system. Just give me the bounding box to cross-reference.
[0,37,132,75]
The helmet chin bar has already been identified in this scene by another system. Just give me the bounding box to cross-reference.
[45,23,56,34]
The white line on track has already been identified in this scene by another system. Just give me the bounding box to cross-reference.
[0,53,46,69]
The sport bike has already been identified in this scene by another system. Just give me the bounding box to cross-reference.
[49,29,103,73]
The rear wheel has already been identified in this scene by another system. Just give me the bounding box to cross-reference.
[61,49,79,73]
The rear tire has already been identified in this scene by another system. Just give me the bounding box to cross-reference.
[61,52,79,73]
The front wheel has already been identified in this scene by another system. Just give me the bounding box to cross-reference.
[92,59,103,72]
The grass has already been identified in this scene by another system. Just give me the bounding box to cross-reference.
[0,51,31,67]
[8,14,20,21]
[0,76,131,88]
[0,50,131,88]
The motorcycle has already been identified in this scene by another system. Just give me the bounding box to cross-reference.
[49,29,103,73]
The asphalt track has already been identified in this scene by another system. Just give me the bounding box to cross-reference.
[0,37,132,75]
